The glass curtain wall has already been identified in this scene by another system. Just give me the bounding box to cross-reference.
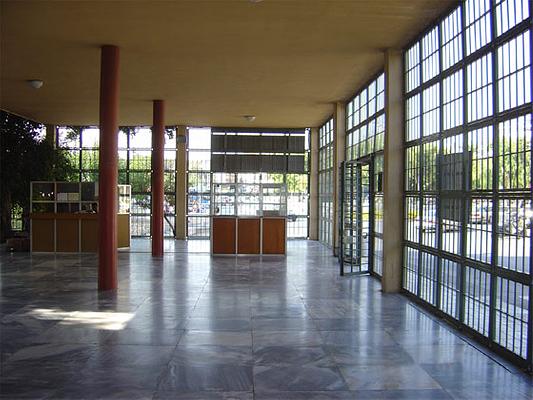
[403,0,531,367]
[286,171,309,238]
[187,127,212,238]
[318,118,334,247]
[186,128,310,239]
[211,129,310,239]
[345,72,386,276]
[56,126,177,237]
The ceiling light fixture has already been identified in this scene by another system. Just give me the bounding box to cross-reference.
[27,79,44,89]
[243,115,256,122]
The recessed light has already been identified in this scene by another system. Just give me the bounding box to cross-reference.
[243,115,256,122]
[27,79,44,89]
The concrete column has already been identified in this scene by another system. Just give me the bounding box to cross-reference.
[332,102,346,256]
[382,49,404,293]
[308,127,319,240]
[98,45,120,291]
[151,100,165,256]
[175,125,187,239]
[45,124,56,147]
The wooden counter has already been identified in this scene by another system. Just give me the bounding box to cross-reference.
[211,216,286,255]
[30,213,130,252]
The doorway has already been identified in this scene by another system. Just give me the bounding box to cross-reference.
[339,159,374,276]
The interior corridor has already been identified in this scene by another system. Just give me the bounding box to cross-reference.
[1,241,532,399]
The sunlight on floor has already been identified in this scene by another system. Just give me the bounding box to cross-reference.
[28,308,134,330]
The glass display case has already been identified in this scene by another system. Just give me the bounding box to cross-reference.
[30,182,131,214]
[57,182,81,213]
[118,184,131,213]
[211,182,287,217]
[212,183,237,215]
[31,182,56,213]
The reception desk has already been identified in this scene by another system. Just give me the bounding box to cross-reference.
[211,216,286,255]
[30,213,130,252]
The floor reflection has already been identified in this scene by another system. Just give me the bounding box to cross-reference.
[1,241,531,399]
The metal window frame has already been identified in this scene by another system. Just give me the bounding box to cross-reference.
[193,128,310,240]
[343,72,386,281]
[402,0,533,371]
[55,126,178,238]
[318,117,335,247]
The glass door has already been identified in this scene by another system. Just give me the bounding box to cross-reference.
[339,159,374,276]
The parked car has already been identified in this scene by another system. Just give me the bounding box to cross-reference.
[422,211,460,232]
[470,205,490,224]
[421,211,437,233]
[515,203,533,235]
[497,204,532,236]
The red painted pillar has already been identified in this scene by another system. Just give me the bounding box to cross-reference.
[98,45,120,290]
[151,100,165,256]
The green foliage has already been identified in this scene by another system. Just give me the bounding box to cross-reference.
[264,173,308,194]
[422,142,439,191]
[499,135,531,189]
[118,126,175,141]
[129,171,151,193]
[407,134,530,192]
[286,174,308,194]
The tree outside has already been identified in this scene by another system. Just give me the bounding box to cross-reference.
[0,111,74,242]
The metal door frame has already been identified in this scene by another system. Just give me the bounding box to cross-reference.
[339,157,374,276]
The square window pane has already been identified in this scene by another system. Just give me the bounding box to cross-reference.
[81,128,99,148]
[57,127,80,148]
[130,150,151,170]
[188,128,211,150]
[188,150,211,171]
[129,128,152,149]
[130,172,151,192]
[132,194,151,214]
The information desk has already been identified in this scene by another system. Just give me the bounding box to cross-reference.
[211,216,286,255]
[30,213,130,252]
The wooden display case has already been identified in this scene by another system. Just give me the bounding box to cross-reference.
[30,181,131,253]
[210,183,287,255]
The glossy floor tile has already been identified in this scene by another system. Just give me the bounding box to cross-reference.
[0,240,531,399]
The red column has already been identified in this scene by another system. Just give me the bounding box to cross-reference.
[151,100,165,256]
[98,45,120,290]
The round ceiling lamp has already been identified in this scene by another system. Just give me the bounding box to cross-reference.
[27,79,44,89]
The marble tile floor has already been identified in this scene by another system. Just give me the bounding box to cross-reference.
[0,241,532,399]
[126,238,210,254]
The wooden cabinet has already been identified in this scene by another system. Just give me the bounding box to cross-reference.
[237,218,261,254]
[212,217,236,254]
[262,218,286,254]
[212,216,286,255]
[30,213,130,253]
